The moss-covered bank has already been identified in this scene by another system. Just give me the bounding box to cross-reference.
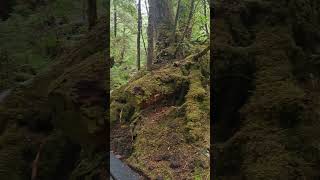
[110,46,210,179]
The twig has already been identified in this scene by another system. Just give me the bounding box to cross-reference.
[31,140,46,180]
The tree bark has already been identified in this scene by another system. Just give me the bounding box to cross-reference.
[175,0,196,56]
[114,1,117,37]
[182,0,196,41]
[141,27,147,57]
[82,0,86,21]
[137,0,142,70]
[203,0,209,36]
[145,0,149,16]
[173,0,182,42]
[147,0,154,70]
[87,0,97,30]
[120,27,126,64]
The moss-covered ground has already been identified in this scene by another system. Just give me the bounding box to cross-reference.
[110,48,210,179]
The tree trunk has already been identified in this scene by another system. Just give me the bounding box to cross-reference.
[87,0,97,30]
[82,0,86,21]
[173,0,182,42]
[114,2,117,37]
[141,26,147,57]
[147,0,154,70]
[120,27,126,64]
[137,0,142,70]
[145,0,149,16]
[203,0,209,36]
[175,0,196,56]
[182,0,196,42]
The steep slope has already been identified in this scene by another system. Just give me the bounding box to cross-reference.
[110,46,210,179]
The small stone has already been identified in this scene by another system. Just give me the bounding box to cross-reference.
[169,161,181,169]
[148,164,155,170]
[156,175,164,180]
[153,154,170,161]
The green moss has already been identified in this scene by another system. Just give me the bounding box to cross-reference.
[69,150,106,180]
[110,65,189,125]
[184,70,210,144]
[0,127,32,180]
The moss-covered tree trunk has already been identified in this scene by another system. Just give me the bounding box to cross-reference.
[147,0,174,68]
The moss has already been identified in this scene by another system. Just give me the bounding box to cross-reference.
[0,127,31,180]
[69,150,106,180]
[48,51,106,147]
[37,132,80,180]
[110,65,189,126]
[113,47,210,178]
[213,1,320,176]
[184,70,210,145]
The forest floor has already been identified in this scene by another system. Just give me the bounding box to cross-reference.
[111,102,209,179]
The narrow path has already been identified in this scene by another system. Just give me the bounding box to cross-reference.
[110,151,140,180]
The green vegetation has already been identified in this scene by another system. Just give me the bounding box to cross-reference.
[0,1,108,180]
[110,0,210,90]
[0,0,107,90]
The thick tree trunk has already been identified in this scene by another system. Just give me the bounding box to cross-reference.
[147,0,175,69]
[137,0,142,70]
[153,0,174,41]
[175,0,196,56]
[87,0,97,30]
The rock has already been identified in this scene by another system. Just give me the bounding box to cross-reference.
[153,154,170,162]
[156,175,164,180]
[169,161,181,169]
